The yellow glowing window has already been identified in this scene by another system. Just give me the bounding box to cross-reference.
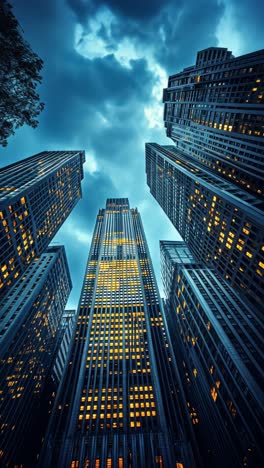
[20,197,26,205]
[211,387,218,402]
[258,261,264,269]
[246,251,253,258]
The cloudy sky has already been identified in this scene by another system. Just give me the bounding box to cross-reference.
[1,0,264,309]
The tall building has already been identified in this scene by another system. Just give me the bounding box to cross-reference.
[145,142,264,307]
[0,246,72,467]
[0,150,85,299]
[160,240,264,467]
[163,47,264,200]
[52,309,76,385]
[39,199,194,468]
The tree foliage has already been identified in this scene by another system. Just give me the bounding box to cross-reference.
[0,0,44,146]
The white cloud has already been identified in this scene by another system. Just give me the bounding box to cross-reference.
[74,8,115,60]
[83,151,98,174]
[216,0,243,56]
[74,228,92,244]
[144,103,163,129]
[54,219,92,246]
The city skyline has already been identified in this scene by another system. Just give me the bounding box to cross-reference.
[0,1,264,466]
[1,0,264,310]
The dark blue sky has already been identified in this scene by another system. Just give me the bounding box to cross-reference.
[1,0,264,309]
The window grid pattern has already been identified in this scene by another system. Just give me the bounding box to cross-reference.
[146,143,264,307]
[0,246,72,466]
[161,240,264,467]
[163,47,264,200]
[0,150,85,299]
[39,199,189,468]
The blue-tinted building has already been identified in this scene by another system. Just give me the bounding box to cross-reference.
[146,142,264,308]
[160,240,264,467]
[0,150,85,299]
[52,309,76,386]
[39,199,194,468]
[0,246,72,466]
[146,47,264,309]
[163,47,264,200]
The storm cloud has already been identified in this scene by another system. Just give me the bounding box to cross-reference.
[1,0,263,308]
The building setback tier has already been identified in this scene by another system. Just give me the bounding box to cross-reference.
[39,199,195,468]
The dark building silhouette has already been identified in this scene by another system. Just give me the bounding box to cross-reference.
[163,47,264,200]
[0,150,85,299]
[39,199,194,468]
[0,246,72,466]
[52,309,76,385]
[160,240,264,467]
[145,142,264,308]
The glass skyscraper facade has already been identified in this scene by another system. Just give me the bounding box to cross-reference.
[0,150,85,299]
[163,47,264,200]
[146,47,264,309]
[146,143,264,307]
[40,199,193,468]
[0,245,72,466]
[52,309,76,385]
[160,240,264,468]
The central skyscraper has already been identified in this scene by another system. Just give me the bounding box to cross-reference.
[40,199,193,468]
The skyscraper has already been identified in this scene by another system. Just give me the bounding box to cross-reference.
[39,199,193,468]
[163,47,264,200]
[160,240,264,467]
[52,309,76,386]
[146,142,264,307]
[0,245,72,467]
[0,150,85,299]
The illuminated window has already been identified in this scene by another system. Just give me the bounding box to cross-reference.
[211,387,218,402]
